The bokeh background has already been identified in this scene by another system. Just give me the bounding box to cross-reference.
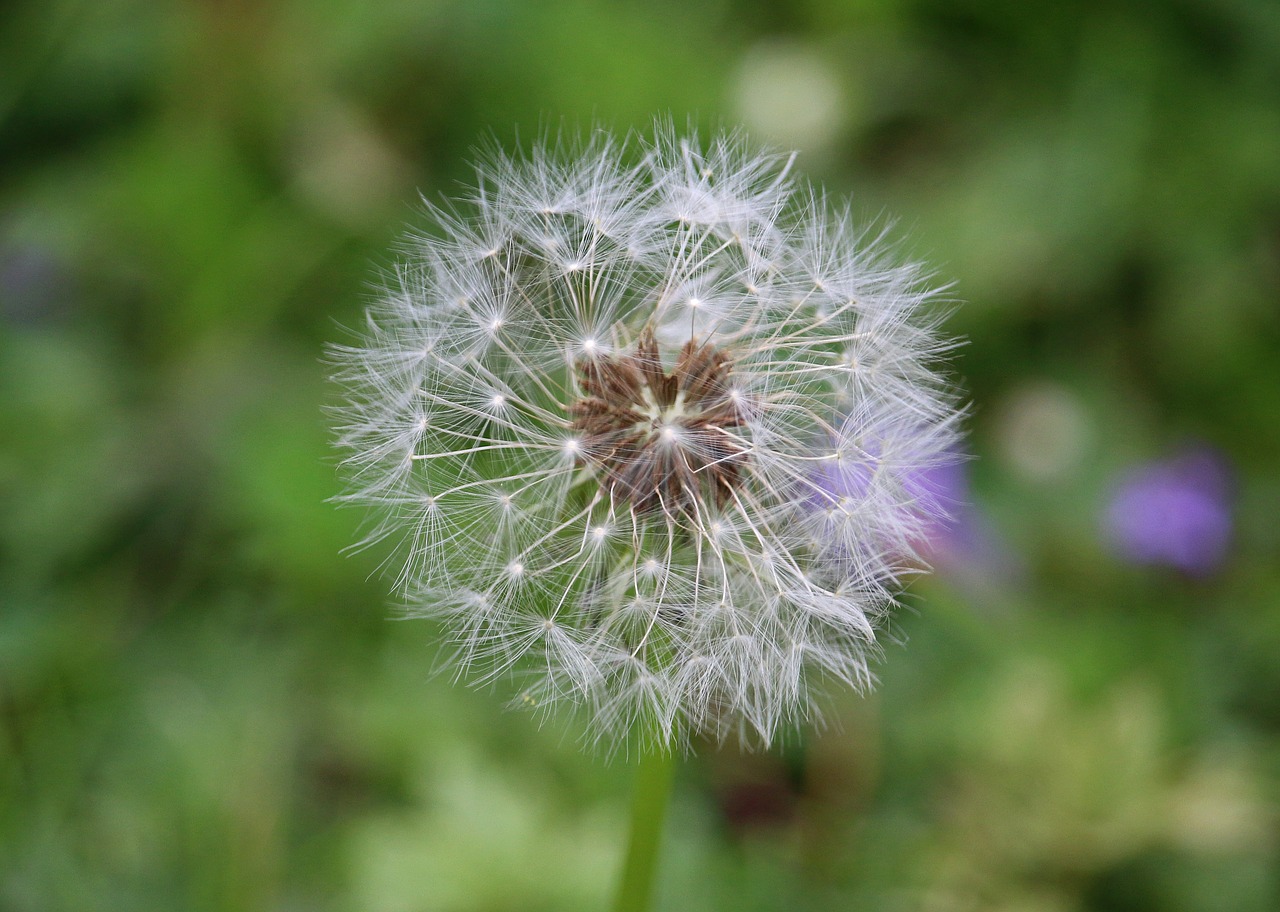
[3,1,1279,909]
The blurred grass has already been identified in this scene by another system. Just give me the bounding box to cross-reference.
[2,0,1279,910]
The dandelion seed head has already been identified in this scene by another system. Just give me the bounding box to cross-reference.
[331,123,963,751]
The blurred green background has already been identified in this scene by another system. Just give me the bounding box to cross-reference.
[3,0,1279,909]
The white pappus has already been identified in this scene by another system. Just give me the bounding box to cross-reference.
[331,124,964,750]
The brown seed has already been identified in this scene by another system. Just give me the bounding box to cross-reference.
[569,330,752,517]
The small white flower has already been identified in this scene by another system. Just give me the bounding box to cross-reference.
[332,124,962,749]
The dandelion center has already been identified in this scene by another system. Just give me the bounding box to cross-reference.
[569,327,750,516]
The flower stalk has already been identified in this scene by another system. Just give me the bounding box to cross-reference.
[612,744,678,912]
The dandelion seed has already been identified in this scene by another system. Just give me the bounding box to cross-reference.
[331,124,963,750]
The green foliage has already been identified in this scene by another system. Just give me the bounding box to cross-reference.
[2,0,1278,909]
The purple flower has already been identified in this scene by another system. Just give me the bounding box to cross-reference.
[808,443,1019,587]
[0,242,72,326]
[902,457,1022,588]
[1104,447,1233,576]
[902,458,965,548]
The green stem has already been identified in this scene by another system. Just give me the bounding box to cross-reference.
[611,742,678,912]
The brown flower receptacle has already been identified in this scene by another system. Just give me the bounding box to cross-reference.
[570,328,751,517]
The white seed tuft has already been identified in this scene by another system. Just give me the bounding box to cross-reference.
[331,124,963,751]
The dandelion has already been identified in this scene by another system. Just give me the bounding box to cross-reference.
[331,124,963,751]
